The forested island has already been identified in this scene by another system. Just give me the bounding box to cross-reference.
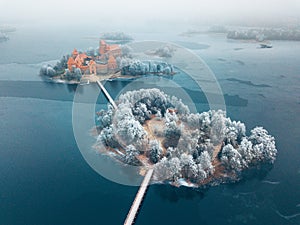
[95,88,277,188]
[181,26,300,42]
[227,28,300,41]
[145,45,176,58]
[99,32,133,41]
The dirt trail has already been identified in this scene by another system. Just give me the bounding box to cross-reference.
[143,117,166,153]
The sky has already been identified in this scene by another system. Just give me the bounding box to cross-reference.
[0,0,300,28]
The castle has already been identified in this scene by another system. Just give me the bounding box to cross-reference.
[67,40,121,75]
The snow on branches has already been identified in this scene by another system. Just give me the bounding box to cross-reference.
[95,88,277,187]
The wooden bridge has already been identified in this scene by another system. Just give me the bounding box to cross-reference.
[96,80,118,109]
[96,80,153,225]
[124,169,154,225]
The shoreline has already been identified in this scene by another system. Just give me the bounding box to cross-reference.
[46,72,140,85]
[44,71,175,85]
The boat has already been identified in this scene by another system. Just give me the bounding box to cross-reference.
[260,43,272,48]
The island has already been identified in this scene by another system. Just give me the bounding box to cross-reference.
[40,39,175,84]
[145,45,176,58]
[227,27,300,41]
[0,25,16,42]
[180,26,300,42]
[0,32,9,42]
[95,88,277,188]
[99,32,133,42]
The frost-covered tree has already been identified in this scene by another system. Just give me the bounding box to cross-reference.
[210,110,227,144]
[40,65,56,77]
[199,111,211,133]
[249,127,277,163]
[115,104,146,146]
[196,165,207,182]
[121,45,132,57]
[121,60,174,76]
[118,88,169,111]
[149,140,163,163]
[94,88,277,187]
[47,66,56,77]
[117,117,146,145]
[152,45,175,58]
[225,119,246,146]
[168,96,190,114]
[185,113,201,129]
[132,102,151,124]
[74,68,82,81]
[40,65,48,76]
[154,157,170,180]
[168,157,182,180]
[154,157,181,181]
[177,130,199,156]
[120,57,133,69]
[97,105,114,129]
[165,110,178,123]
[99,125,118,148]
[53,56,68,73]
[180,153,198,179]
[124,145,140,165]
[221,144,243,171]
[164,120,181,148]
[198,151,214,175]
[65,69,73,80]
[197,140,214,158]
[165,147,175,159]
[238,137,253,166]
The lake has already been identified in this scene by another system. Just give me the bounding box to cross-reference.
[0,24,300,225]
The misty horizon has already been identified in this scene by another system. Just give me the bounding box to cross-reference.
[1,0,300,29]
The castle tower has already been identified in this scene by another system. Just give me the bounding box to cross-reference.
[107,55,117,70]
[89,60,97,75]
[75,55,83,67]
[72,48,79,57]
[67,57,75,71]
[99,40,107,55]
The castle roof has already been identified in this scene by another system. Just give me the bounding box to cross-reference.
[100,40,106,46]
[79,53,88,59]
[72,48,79,55]
[67,57,75,64]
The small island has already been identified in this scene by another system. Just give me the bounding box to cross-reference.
[40,39,175,84]
[99,32,133,42]
[227,27,300,41]
[95,88,277,188]
[145,45,176,58]
[0,25,16,42]
[0,32,9,42]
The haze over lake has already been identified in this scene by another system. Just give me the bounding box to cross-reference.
[0,2,300,223]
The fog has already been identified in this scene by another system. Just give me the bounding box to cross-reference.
[1,0,300,28]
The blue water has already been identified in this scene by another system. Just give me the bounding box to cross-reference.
[0,25,300,225]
